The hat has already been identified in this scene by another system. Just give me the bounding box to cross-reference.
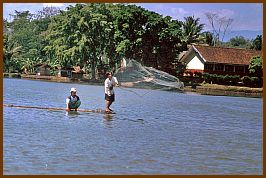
[70,87,77,93]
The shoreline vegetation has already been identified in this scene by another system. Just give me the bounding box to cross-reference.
[4,73,262,98]
[4,4,262,99]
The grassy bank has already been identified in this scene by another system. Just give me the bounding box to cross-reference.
[4,73,104,85]
[184,83,262,98]
[4,73,22,78]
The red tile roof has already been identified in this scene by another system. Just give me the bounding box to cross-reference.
[184,45,262,65]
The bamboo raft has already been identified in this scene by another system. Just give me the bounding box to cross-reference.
[3,104,113,114]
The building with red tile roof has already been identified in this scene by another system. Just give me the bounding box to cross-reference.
[180,45,262,76]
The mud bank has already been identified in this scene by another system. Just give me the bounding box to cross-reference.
[184,84,262,98]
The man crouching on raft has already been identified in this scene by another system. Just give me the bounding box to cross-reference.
[105,72,119,113]
[66,87,81,111]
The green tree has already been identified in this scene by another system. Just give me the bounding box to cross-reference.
[111,4,148,62]
[202,31,214,46]
[249,56,263,78]
[44,3,115,80]
[112,4,183,70]
[5,3,188,78]
[156,16,182,70]
[228,36,251,48]
[3,34,22,72]
[250,35,262,50]
[181,16,205,46]
[5,10,44,72]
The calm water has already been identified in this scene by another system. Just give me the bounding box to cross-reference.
[3,78,262,175]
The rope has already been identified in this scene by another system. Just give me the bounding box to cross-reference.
[117,85,151,97]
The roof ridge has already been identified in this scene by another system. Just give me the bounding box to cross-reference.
[193,44,261,52]
[188,44,262,65]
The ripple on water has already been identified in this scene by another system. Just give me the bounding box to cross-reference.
[3,78,262,174]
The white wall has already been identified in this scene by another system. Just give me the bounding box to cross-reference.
[186,55,204,70]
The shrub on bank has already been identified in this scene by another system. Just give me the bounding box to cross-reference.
[194,71,203,78]
[4,73,22,78]
[224,75,240,85]
[202,73,262,87]
[203,73,240,85]
[241,76,262,87]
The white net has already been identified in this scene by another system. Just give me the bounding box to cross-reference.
[115,59,184,91]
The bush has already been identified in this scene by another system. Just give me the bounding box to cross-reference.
[223,75,231,85]
[9,73,21,78]
[203,73,211,83]
[241,76,262,87]
[210,74,218,84]
[251,77,262,87]
[194,71,203,78]
[203,73,240,85]
[230,75,240,85]
[184,71,193,76]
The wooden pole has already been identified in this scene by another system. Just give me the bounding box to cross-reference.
[3,104,106,113]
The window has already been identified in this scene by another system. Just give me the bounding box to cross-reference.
[225,65,234,72]
[244,66,249,73]
[215,64,224,71]
[205,64,214,71]
[235,66,244,73]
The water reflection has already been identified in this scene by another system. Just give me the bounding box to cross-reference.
[102,114,114,128]
[65,111,81,118]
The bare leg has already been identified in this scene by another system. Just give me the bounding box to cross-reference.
[108,102,113,111]
[106,100,110,112]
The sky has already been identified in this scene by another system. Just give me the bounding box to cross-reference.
[3,3,263,32]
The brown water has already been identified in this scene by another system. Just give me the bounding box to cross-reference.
[3,78,262,175]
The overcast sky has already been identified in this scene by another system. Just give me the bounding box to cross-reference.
[3,3,263,31]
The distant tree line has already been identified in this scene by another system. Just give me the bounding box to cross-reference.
[3,3,263,80]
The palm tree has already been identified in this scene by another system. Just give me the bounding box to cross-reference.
[20,58,34,74]
[251,35,262,50]
[181,16,205,46]
[3,35,22,72]
[202,31,215,46]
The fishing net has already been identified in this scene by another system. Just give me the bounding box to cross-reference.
[114,59,184,91]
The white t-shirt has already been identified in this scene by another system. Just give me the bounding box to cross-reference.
[105,77,118,96]
[66,95,79,104]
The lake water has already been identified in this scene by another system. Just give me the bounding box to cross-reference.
[3,78,262,175]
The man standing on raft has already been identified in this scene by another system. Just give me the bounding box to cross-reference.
[104,72,119,113]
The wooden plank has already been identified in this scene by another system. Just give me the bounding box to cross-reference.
[3,104,108,114]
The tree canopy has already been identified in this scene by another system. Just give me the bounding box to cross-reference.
[3,3,262,79]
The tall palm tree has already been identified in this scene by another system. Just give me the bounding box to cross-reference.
[181,16,205,45]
